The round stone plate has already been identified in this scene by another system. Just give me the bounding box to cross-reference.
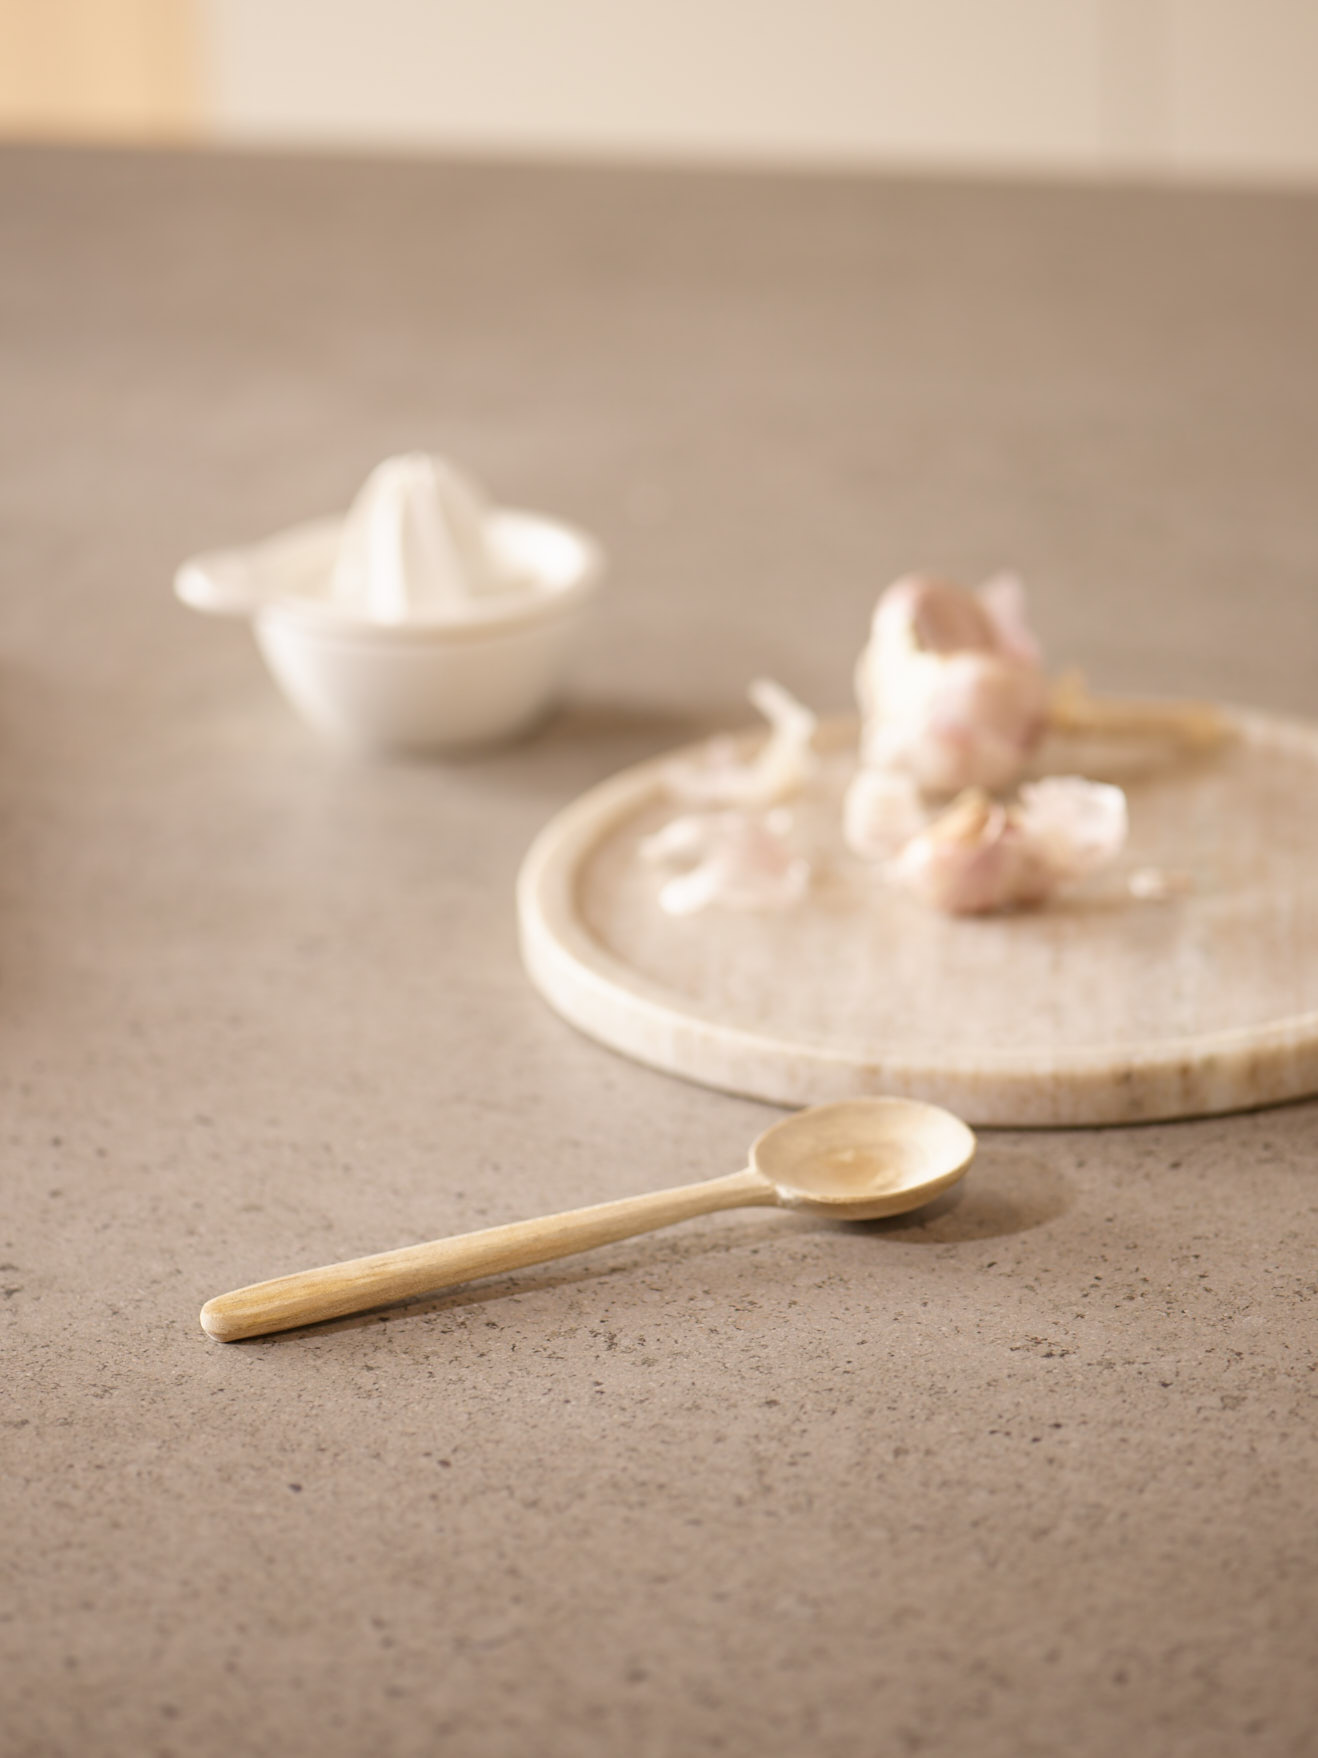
[517,711,1318,1126]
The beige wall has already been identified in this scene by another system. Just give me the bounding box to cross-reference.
[3,0,1318,183]
[199,0,1318,181]
[202,0,1102,170]
[1163,0,1318,177]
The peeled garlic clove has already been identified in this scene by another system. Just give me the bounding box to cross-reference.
[666,678,817,808]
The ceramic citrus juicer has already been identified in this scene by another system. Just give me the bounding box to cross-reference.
[200,1097,976,1341]
[175,453,605,754]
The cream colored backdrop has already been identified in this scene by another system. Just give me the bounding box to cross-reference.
[2,0,1318,181]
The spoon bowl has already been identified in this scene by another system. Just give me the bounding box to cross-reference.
[201,1097,976,1341]
[753,1097,976,1219]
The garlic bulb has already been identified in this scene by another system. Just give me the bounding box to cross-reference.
[855,573,1049,795]
[640,809,810,916]
[666,679,817,809]
[892,776,1128,915]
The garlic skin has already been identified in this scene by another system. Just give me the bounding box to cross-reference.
[856,574,1049,795]
[892,776,1128,915]
[640,809,810,916]
[330,452,516,621]
[842,766,928,860]
[1015,775,1129,878]
[1129,866,1193,902]
[665,678,817,809]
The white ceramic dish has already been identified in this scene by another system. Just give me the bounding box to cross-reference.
[175,509,605,753]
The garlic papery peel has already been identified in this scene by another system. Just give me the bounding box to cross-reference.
[1129,866,1193,902]
[856,574,1049,794]
[640,809,810,916]
[665,678,818,809]
[843,766,928,860]
[330,453,514,621]
[978,572,1042,665]
[892,776,1127,915]
[1014,776,1129,877]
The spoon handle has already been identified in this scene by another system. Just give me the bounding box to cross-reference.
[200,1167,775,1342]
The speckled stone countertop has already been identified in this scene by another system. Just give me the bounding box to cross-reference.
[2,144,1316,1758]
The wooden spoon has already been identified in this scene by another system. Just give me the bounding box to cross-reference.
[200,1097,975,1342]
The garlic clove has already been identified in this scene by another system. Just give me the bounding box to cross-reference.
[891,789,1027,914]
[892,777,1127,915]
